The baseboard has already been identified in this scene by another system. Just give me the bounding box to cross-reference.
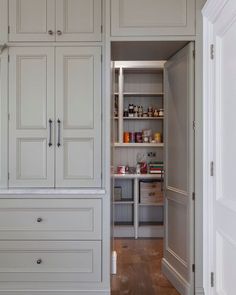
[195,287,205,295]
[162,258,191,295]
[0,291,110,295]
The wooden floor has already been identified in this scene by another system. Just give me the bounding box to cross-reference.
[112,238,180,295]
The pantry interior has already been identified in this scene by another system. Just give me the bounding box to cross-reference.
[111,40,195,293]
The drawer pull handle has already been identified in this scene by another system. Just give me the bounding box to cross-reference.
[37,259,42,264]
[37,217,43,223]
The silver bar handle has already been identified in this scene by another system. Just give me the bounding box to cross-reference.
[48,119,53,147]
[57,119,61,147]
[0,43,8,55]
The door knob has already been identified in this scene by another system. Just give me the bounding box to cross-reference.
[37,217,43,223]
[48,30,54,35]
[37,259,42,264]
[57,30,62,36]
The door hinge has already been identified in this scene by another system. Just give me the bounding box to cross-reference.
[192,264,195,272]
[8,173,10,180]
[101,54,103,62]
[211,272,214,287]
[210,161,214,176]
[8,54,10,63]
[8,25,10,34]
[210,44,214,60]
[192,50,195,59]
[101,25,103,33]
[192,192,195,201]
[193,120,196,130]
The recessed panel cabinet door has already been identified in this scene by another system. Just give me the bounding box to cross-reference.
[163,43,194,294]
[56,47,102,187]
[9,47,55,187]
[9,0,55,41]
[56,0,102,41]
[111,0,195,36]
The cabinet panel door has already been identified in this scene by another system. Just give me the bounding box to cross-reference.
[111,0,195,36]
[56,47,101,187]
[9,47,55,187]
[56,0,101,41]
[9,0,55,41]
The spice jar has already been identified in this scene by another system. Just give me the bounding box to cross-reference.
[123,132,130,143]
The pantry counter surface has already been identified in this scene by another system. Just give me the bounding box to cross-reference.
[0,188,106,197]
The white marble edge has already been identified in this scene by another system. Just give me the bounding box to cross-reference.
[0,188,106,197]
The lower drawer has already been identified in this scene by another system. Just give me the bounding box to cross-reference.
[0,199,101,240]
[0,241,101,282]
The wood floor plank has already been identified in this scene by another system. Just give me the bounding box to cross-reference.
[112,238,180,295]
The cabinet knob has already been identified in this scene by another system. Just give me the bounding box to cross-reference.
[57,30,62,36]
[37,217,43,223]
[48,30,54,35]
[37,259,42,264]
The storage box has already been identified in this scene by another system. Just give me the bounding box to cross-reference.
[114,186,122,201]
[139,180,163,204]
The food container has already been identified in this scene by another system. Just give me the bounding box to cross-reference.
[123,132,130,143]
[159,109,164,117]
[117,165,126,174]
[129,132,135,143]
[135,132,143,143]
[154,132,162,143]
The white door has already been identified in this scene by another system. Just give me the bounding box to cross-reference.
[203,0,236,294]
[56,0,102,41]
[9,0,55,41]
[55,47,102,187]
[9,47,55,187]
[162,42,195,295]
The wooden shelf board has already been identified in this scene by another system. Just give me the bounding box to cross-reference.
[123,92,164,97]
[113,173,162,179]
[139,202,164,207]
[123,117,164,120]
[114,200,134,205]
[139,221,164,226]
[114,222,134,226]
[114,143,164,148]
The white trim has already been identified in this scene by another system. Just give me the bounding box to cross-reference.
[162,258,191,295]
[0,49,8,188]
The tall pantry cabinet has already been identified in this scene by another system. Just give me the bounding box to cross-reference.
[0,0,106,294]
[9,46,102,188]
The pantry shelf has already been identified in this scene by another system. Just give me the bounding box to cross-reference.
[114,143,164,148]
[113,173,162,179]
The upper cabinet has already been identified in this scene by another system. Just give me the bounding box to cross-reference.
[111,0,196,36]
[9,0,102,42]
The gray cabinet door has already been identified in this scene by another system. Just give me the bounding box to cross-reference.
[56,0,102,41]
[55,47,102,188]
[111,0,195,37]
[163,42,195,294]
[9,47,55,188]
[9,0,55,41]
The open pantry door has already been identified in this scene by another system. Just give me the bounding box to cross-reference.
[162,42,195,295]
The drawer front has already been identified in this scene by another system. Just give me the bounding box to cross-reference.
[0,199,101,240]
[0,241,101,282]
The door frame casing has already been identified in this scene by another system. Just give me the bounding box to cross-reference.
[202,0,230,294]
